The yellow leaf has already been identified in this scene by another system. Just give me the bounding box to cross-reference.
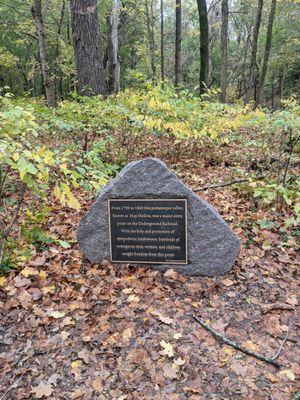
[41,285,55,294]
[173,332,182,340]
[21,267,39,278]
[61,331,70,340]
[160,340,174,358]
[71,360,82,370]
[173,357,185,367]
[39,270,47,280]
[0,277,6,286]
[53,185,61,200]
[122,328,133,340]
[127,294,140,302]
[49,311,66,319]
[279,369,295,381]
[223,347,235,355]
[13,152,20,161]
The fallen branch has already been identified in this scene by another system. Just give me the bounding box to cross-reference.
[194,176,265,192]
[192,315,281,368]
[262,303,295,314]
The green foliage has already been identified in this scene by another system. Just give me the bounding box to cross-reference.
[0,91,115,271]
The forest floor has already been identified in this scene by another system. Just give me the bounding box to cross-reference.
[0,133,299,400]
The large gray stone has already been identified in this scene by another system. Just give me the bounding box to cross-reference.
[77,158,240,276]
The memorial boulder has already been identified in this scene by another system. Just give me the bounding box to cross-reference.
[77,158,239,276]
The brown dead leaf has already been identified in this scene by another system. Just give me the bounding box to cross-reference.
[221,278,235,287]
[30,255,46,267]
[286,295,298,306]
[163,363,178,380]
[92,377,103,391]
[78,349,90,364]
[164,269,185,282]
[31,382,53,398]
[14,275,31,288]
[151,309,173,325]
[184,377,202,393]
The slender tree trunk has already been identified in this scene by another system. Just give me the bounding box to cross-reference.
[246,0,263,102]
[70,0,105,96]
[31,0,55,107]
[145,0,156,80]
[174,0,182,87]
[54,0,66,101]
[255,0,276,108]
[196,0,209,94]
[107,0,121,93]
[220,0,228,102]
[160,0,165,83]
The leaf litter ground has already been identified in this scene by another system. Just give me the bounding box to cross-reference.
[0,137,299,400]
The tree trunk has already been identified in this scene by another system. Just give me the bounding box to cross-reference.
[174,0,182,87]
[145,0,156,80]
[160,0,165,83]
[220,0,228,102]
[246,0,263,102]
[196,0,209,94]
[107,0,121,93]
[255,0,276,108]
[54,0,66,101]
[70,0,105,96]
[31,0,55,107]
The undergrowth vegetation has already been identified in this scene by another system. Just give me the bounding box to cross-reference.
[1,84,299,272]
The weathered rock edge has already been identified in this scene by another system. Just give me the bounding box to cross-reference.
[77,158,240,276]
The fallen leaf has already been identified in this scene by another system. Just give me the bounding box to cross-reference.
[92,377,103,391]
[279,369,295,381]
[48,311,66,319]
[127,294,140,302]
[163,363,178,380]
[266,373,278,383]
[38,270,47,280]
[183,377,202,393]
[78,349,90,364]
[31,382,53,398]
[41,285,55,294]
[21,267,39,277]
[242,340,259,352]
[160,340,174,357]
[164,269,185,282]
[71,360,82,370]
[122,327,133,340]
[173,332,182,340]
[0,276,6,286]
[14,275,30,288]
[286,295,298,306]
[151,309,173,325]
[122,288,133,294]
[61,331,70,340]
[173,357,185,367]
[221,278,235,287]
[30,255,46,267]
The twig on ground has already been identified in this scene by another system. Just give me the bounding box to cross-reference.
[271,328,289,361]
[262,303,295,314]
[192,314,281,368]
[0,372,25,400]
[194,176,265,192]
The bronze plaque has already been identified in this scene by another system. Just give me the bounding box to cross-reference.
[108,199,188,264]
